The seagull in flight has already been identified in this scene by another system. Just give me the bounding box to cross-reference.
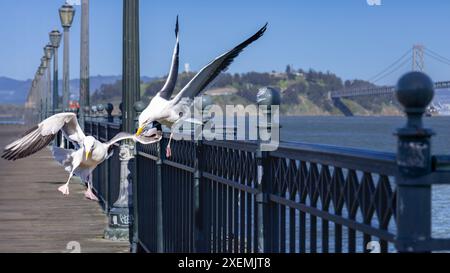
[136,23,268,158]
[2,113,162,200]
[137,16,181,139]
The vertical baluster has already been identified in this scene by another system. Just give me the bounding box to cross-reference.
[289,196,296,253]
[227,185,233,252]
[156,140,164,252]
[233,187,239,253]
[240,181,246,253]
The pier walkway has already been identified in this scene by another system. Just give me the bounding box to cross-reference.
[0,125,129,253]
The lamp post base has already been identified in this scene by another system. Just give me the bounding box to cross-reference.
[104,207,132,241]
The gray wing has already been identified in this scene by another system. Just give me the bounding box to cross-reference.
[171,23,267,104]
[158,16,180,100]
[106,131,163,147]
[106,132,136,147]
[2,113,85,161]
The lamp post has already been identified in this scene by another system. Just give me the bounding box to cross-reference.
[40,57,49,119]
[49,30,62,113]
[79,0,90,129]
[105,0,140,245]
[59,4,75,111]
[37,65,45,121]
[44,44,53,117]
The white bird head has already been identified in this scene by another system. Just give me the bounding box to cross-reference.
[84,136,96,160]
[136,108,155,137]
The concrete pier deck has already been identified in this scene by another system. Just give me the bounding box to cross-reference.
[0,125,129,253]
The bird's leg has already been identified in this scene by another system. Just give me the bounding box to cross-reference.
[166,133,174,158]
[84,174,99,202]
[58,172,73,196]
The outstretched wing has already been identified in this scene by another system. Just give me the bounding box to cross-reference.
[106,130,163,147]
[171,23,267,104]
[158,16,180,100]
[2,113,85,161]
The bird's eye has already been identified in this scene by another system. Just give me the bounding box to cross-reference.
[179,112,184,118]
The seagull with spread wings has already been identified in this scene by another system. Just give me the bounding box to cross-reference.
[136,23,268,158]
[2,113,161,200]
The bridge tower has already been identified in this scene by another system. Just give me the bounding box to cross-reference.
[412,44,425,72]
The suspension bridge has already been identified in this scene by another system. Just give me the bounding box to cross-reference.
[330,45,450,116]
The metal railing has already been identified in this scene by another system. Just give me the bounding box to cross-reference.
[79,72,450,253]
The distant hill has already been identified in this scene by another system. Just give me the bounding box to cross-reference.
[0,77,32,104]
[0,75,156,105]
[91,69,402,116]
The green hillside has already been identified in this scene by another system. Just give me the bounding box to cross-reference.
[91,67,401,116]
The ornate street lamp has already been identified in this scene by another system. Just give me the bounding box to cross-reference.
[49,30,62,113]
[59,4,75,111]
[59,4,75,28]
[44,44,53,59]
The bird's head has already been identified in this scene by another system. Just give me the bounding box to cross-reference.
[136,109,154,137]
[84,136,96,160]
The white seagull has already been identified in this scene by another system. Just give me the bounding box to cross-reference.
[2,113,162,200]
[136,23,268,157]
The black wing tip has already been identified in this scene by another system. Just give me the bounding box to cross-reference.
[175,15,179,37]
[261,22,268,32]
[254,22,268,40]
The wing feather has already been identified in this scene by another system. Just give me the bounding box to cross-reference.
[158,16,180,100]
[106,131,163,147]
[1,113,85,161]
[172,23,267,104]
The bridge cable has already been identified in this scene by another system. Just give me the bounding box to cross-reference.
[371,57,412,84]
[424,49,450,67]
[425,48,450,64]
[367,48,412,83]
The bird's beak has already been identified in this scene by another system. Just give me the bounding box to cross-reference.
[136,127,144,137]
[85,151,91,160]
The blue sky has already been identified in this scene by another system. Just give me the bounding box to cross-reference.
[1,0,450,85]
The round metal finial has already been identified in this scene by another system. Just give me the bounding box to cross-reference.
[396,72,434,114]
[257,87,281,106]
[91,105,98,113]
[105,103,114,114]
[97,104,105,113]
[84,106,90,113]
[134,101,146,113]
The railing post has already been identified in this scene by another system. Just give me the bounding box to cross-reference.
[193,96,212,253]
[131,101,145,253]
[104,103,135,242]
[103,104,113,212]
[395,72,435,252]
[105,103,114,123]
[156,131,164,253]
[256,87,280,253]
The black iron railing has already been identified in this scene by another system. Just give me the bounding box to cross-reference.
[82,121,398,253]
[80,72,450,253]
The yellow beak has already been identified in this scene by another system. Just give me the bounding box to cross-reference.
[85,151,91,160]
[136,127,144,137]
